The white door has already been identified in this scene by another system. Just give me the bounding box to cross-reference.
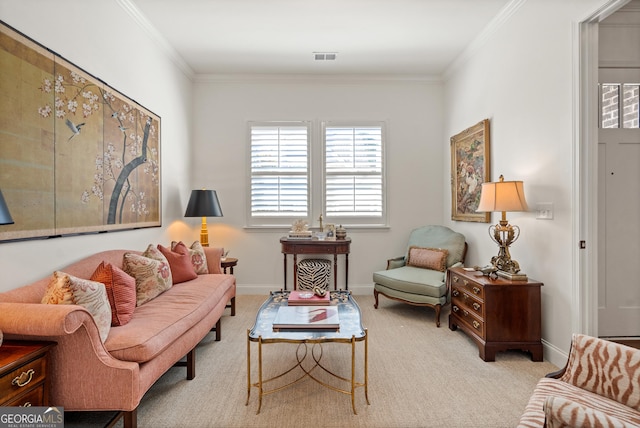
[598,69,640,337]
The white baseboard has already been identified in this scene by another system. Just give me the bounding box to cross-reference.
[542,338,569,368]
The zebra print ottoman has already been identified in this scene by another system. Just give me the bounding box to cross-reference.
[297,259,331,291]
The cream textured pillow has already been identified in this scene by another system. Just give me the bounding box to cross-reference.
[406,246,449,272]
[41,271,111,342]
[123,244,173,306]
[172,240,208,274]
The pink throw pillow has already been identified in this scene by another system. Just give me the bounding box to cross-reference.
[158,242,198,284]
[90,262,136,326]
[406,246,449,272]
[172,240,208,274]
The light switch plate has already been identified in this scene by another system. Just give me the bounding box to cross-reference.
[536,203,553,220]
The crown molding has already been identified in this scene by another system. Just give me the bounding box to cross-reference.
[115,0,195,80]
[194,73,442,84]
[442,0,526,81]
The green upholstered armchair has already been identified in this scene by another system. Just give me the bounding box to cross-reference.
[373,225,467,327]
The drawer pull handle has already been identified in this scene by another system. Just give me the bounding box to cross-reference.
[472,320,480,330]
[463,310,469,316]
[452,305,459,313]
[452,290,459,297]
[452,276,459,283]
[21,402,32,407]
[12,369,35,387]
[463,280,469,286]
[472,286,481,295]
[472,302,481,311]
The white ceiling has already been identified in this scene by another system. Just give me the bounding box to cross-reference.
[129,0,512,77]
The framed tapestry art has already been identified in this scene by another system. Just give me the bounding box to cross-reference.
[0,21,161,242]
[450,119,490,223]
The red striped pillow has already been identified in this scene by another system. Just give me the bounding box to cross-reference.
[90,261,136,326]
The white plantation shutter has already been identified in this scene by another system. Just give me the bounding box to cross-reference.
[250,124,309,219]
[324,124,384,219]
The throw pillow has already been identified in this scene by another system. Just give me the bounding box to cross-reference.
[123,245,172,306]
[158,242,198,284]
[41,271,111,342]
[406,246,449,272]
[172,240,208,274]
[90,262,136,326]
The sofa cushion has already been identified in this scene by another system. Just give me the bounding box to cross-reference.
[123,245,172,306]
[90,261,136,326]
[518,378,640,428]
[543,395,636,428]
[406,246,448,272]
[41,271,111,342]
[104,274,235,363]
[373,266,446,298]
[173,240,208,275]
[158,242,198,284]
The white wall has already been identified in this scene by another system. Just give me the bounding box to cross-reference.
[0,0,194,291]
[192,76,445,293]
[443,0,610,366]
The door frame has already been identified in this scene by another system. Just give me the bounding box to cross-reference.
[577,0,632,338]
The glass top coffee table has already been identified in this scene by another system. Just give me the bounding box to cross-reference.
[246,290,369,414]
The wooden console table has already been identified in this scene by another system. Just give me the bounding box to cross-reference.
[280,237,351,290]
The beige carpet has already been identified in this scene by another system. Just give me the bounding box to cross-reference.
[66,294,558,428]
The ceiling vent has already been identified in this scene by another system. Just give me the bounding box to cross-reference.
[314,52,337,61]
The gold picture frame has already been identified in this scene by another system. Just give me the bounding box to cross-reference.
[324,224,336,241]
[451,119,491,223]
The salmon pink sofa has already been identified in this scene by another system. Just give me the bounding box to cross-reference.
[0,246,235,428]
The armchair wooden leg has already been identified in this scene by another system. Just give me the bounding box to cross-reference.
[373,289,379,309]
[434,305,441,328]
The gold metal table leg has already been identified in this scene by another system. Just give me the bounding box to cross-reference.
[246,329,251,405]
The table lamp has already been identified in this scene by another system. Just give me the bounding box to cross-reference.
[0,189,14,225]
[476,175,529,280]
[184,189,223,247]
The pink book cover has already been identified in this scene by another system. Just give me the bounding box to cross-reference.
[288,290,331,306]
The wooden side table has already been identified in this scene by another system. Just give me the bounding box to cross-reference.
[448,267,543,362]
[221,257,238,274]
[280,237,351,290]
[0,341,55,406]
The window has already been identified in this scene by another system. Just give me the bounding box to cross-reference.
[323,123,384,222]
[249,122,310,225]
[247,120,386,228]
[600,83,640,129]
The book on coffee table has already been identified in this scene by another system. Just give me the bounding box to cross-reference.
[288,290,331,306]
[272,306,340,331]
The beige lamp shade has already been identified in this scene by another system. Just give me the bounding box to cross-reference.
[476,176,528,213]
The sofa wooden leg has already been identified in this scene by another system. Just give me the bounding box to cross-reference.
[214,318,221,341]
[186,347,195,380]
[122,408,137,428]
[230,296,236,316]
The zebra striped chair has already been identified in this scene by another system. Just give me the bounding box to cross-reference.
[518,334,640,427]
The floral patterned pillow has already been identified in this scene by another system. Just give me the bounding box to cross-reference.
[41,271,112,342]
[172,240,208,275]
[123,245,172,306]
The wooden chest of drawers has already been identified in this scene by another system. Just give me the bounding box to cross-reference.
[0,341,55,407]
[448,267,543,362]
